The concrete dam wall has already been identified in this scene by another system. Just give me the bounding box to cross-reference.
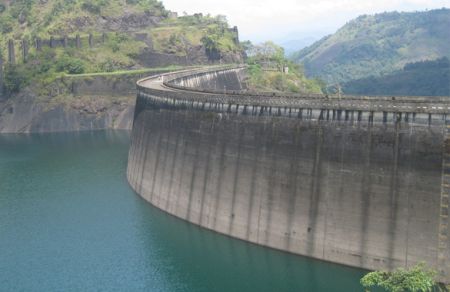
[166,67,247,91]
[127,67,450,282]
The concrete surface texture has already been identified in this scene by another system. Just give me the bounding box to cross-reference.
[127,66,450,283]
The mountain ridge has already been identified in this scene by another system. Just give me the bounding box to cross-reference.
[292,8,450,83]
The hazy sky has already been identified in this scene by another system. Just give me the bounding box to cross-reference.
[162,0,450,43]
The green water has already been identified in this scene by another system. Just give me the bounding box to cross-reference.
[0,131,366,291]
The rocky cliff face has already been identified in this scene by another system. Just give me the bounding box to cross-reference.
[62,11,164,34]
[0,73,143,133]
[137,47,243,68]
[0,90,134,133]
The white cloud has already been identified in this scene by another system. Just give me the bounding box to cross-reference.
[161,0,450,42]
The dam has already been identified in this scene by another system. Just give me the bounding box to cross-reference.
[127,66,450,283]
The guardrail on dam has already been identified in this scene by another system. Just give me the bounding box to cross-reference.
[127,66,450,282]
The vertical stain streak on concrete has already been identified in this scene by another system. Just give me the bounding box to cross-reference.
[336,124,347,203]
[155,116,173,207]
[285,125,300,251]
[131,122,144,187]
[256,121,270,243]
[359,125,373,267]
[212,134,228,230]
[387,122,401,268]
[133,120,144,187]
[165,116,184,212]
[198,119,216,226]
[186,127,201,221]
[128,119,142,186]
[263,120,278,245]
[138,127,151,197]
[306,125,324,257]
[321,135,333,260]
[149,115,165,203]
[228,122,244,235]
[174,119,190,216]
[245,122,262,241]
[404,125,417,267]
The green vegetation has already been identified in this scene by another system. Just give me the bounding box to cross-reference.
[151,14,240,56]
[342,57,450,96]
[66,65,184,77]
[292,9,450,84]
[360,263,441,292]
[245,41,325,94]
[0,0,168,38]
[3,64,30,94]
[0,0,243,95]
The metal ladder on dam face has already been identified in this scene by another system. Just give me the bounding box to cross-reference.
[438,123,450,279]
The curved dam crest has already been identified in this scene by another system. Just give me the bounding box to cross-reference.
[127,66,450,283]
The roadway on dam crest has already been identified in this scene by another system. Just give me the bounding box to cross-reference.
[140,66,450,116]
[128,66,450,283]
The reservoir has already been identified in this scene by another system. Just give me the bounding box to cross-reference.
[0,131,365,291]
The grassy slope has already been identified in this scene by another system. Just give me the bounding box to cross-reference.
[292,9,450,83]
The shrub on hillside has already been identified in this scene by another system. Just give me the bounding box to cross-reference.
[3,64,31,94]
[56,55,85,74]
[0,15,14,33]
[81,0,107,14]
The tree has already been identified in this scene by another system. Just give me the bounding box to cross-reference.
[240,40,253,56]
[360,263,439,292]
[56,55,85,74]
[3,64,30,94]
[248,41,285,68]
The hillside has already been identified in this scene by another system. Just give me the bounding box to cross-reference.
[0,0,167,36]
[292,8,450,84]
[342,57,450,96]
[0,0,241,53]
[0,0,243,95]
[0,0,244,133]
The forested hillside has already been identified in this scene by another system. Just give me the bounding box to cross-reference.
[292,9,450,84]
[342,57,450,96]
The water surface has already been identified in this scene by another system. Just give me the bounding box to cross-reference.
[0,131,366,291]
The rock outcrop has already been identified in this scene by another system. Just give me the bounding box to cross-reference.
[0,73,145,133]
[0,90,134,133]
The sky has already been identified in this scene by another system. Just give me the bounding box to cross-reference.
[162,0,450,44]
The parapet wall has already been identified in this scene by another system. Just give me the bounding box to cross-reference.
[127,67,450,282]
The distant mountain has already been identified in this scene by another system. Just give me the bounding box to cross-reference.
[292,9,450,84]
[278,37,319,55]
[342,57,450,96]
